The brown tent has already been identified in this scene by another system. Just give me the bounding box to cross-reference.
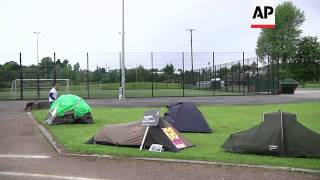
[87,118,193,152]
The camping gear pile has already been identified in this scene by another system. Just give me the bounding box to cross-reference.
[25,100,51,111]
[46,94,94,125]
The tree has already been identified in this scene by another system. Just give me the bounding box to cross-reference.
[56,59,62,66]
[160,63,175,82]
[73,63,81,83]
[162,63,175,76]
[62,59,69,68]
[217,67,229,79]
[256,1,305,63]
[39,57,54,78]
[290,36,320,82]
[0,61,20,87]
[73,62,80,72]
[230,63,241,72]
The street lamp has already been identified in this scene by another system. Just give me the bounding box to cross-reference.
[187,28,195,87]
[120,0,126,100]
[34,32,41,65]
[34,32,41,99]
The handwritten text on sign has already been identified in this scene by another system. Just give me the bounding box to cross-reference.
[141,109,161,126]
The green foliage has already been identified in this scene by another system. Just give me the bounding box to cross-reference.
[230,63,241,72]
[0,61,20,87]
[33,103,320,170]
[256,1,305,63]
[217,67,229,78]
[39,57,54,79]
[290,36,320,82]
[125,65,152,83]
[162,63,175,76]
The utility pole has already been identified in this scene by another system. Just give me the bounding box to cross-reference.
[187,28,195,88]
[120,0,126,100]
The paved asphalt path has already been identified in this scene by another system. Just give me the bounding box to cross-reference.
[0,90,320,180]
[85,89,320,107]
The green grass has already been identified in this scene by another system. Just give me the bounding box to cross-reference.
[33,102,320,170]
[303,83,320,88]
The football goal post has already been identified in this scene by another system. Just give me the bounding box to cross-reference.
[11,79,70,99]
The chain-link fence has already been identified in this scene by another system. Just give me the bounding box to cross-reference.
[0,52,281,100]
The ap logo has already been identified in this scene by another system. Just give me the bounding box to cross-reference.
[251,0,275,28]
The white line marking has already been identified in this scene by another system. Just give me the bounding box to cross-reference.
[0,155,50,159]
[0,171,107,180]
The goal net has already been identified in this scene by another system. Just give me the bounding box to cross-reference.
[11,79,70,99]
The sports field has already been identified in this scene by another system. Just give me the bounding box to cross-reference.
[1,89,243,99]
[33,102,320,170]
[4,81,320,100]
[2,81,244,99]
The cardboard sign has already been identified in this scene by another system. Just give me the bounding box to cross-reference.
[141,109,160,127]
[149,144,163,152]
[162,127,186,149]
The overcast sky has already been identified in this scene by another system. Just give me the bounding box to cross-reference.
[0,0,319,68]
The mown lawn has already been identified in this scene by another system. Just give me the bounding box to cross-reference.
[33,102,320,170]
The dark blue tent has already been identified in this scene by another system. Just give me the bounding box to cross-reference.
[164,102,212,133]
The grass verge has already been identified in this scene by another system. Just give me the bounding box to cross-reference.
[33,102,320,170]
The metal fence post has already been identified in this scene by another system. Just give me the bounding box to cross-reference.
[212,51,215,96]
[219,64,222,92]
[231,61,234,92]
[198,69,201,90]
[19,52,23,100]
[151,52,154,98]
[256,57,259,94]
[182,52,185,97]
[267,54,270,95]
[238,61,241,93]
[277,53,280,94]
[53,52,56,85]
[271,54,274,95]
[225,63,228,92]
[119,52,122,88]
[242,52,245,96]
[205,67,208,90]
[87,52,89,99]
[247,59,250,93]
[37,55,40,100]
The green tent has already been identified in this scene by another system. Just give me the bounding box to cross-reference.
[46,94,93,125]
[222,111,320,159]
